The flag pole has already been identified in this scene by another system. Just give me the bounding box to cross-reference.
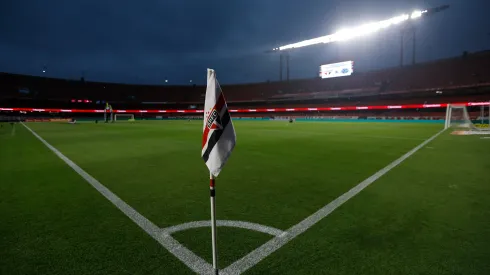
[210,173,219,275]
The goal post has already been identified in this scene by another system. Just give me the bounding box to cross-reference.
[481,101,490,127]
[445,102,490,131]
[114,114,135,122]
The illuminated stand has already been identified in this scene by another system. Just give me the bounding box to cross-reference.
[2,102,490,114]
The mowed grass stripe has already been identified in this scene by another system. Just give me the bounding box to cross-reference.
[0,124,193,275]
[245,132,490,275]
[224,128,445,274]
[23,121,442,274]
[5,121,483,275]
[22,122,214,274]
[25,121,441,231]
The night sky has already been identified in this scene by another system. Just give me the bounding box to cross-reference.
[1,0,489,85]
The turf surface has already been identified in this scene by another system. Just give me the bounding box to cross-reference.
[1,120,489,274]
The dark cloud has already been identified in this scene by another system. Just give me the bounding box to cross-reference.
[0,0,489,85]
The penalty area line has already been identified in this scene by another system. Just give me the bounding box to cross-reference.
[21,123,214,274]
[222,128,446,275]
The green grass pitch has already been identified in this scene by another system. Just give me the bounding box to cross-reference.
[1,120,490,274]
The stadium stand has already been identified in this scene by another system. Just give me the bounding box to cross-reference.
[1,51,489,120]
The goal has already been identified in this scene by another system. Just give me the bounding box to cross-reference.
[114,114,135,122]
[445,103,489,131]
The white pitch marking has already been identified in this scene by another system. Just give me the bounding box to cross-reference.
[162,220,285,237]
[22,122,447,275]
[222,128,446,275]
[21,123,214,274]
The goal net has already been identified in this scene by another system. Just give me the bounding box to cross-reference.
[445,103,489,131]
[114,114,135,122]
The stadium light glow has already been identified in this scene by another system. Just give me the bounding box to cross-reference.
[275,10,427,51]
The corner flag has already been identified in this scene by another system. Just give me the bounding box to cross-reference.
[202,69,236,177]
[202,69,236,275]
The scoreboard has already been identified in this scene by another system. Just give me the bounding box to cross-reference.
[319,61,354,79]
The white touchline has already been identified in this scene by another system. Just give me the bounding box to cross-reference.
[221,128,446,275]
[21,123,215,274]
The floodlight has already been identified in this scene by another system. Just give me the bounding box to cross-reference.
[274,8,433,51]
[411,10,425,19]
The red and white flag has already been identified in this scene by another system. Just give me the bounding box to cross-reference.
[202,69,236,177]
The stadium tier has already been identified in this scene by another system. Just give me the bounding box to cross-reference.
[1,51,489,118]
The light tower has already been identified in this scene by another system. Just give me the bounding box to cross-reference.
[269,5,449,80]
